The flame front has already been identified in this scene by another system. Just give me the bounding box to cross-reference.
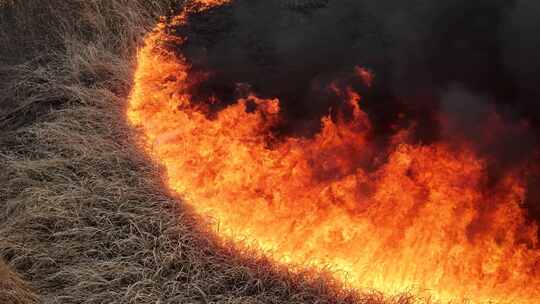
[127,1,540,303]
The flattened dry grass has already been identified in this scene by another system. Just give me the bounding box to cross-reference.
[0,260,38,304]
[0,1,415,303]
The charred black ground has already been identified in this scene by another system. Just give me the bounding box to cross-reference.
[163,0,540,226]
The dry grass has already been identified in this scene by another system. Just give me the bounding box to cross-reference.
[0,259,39,304]
[0,1,415,303]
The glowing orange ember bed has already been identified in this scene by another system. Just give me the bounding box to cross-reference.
[127,1,540,302]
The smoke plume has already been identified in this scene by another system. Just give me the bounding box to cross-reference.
[164,0,540,224]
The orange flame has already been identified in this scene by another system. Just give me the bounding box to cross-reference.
[128,1,540,303]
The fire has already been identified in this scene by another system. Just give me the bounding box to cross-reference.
[127,1,540,303]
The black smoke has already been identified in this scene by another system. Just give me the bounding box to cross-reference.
[164,0,540,224]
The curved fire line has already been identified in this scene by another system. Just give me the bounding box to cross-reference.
[127,1,540,303]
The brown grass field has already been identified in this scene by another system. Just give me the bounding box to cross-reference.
[0,1,416,303]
